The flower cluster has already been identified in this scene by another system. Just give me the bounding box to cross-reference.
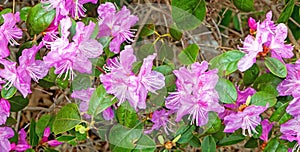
[165,61,224,126]
[238,11,294,72]
[100,45,165,111]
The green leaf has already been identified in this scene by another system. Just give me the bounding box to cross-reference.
[244,137,258,148]
[251,91,277,107]
[116,101,139,128]
[233,14,241,31]
[277,0,295,23]
[202,112,222,134]
[209,50,245,76]
[169,24,183,40]
[175,125,196,144]
[29,119,39,147]
[265,57,287,78]
[201,135,216,152]
[219,9,233,30]
[165,74,177,92]
[178,44,199,65]
[87,85,117,117]
[9,96,29,112]
[158,44,174,61]
[36,114,50,138]
[278,113,292,124]
[27,3,56,35]
[56,135,76,142]
[243,64,259,86]
[136,44,155,61]
[153,65,174,76]
[215,78,237,104]
[270,102,289,122]
[133,134,156,152]
[264,138,288,152]
[232,0,254,12]
[139,24,155,37]
[0,8,12,24]
[218,134,245,146]
[253,73,282,93]
[1,86,17,99]
[20,7,31,21]
[52,103,81,134]
[5,117,17,126]
[109,123,143,151]
[148,87,167,107]
[189,135,201,148]
[172,0,206,30]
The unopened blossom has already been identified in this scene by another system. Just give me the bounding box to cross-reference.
[145,109,174,135]
[71,88,114,120]
[18,43,49,83]
[100,45,165,110]
[0,59,31,97]
[0,99,10,125]
[165,61,224,126]
[41,127,62,147]
[238,11,293,72]
[223,103,268,136]
[260,119,274,142]
[0,127,14,152]
[11,128,31,151]
[219,87,256,119]
[0,12,22,58]
[97,2,139,53]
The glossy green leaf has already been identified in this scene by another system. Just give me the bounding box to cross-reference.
[215,78,237,104]
[20,7,31,21]
[244,137,258,148]
[165,74,177,92]
[52,103,81,134]
[201,135,216,152]
[1,86,17,100]
[172,0,206,30]
[175,125,196,144]
[277,0,295,23]
[29,119,39,146]
[139,24,155,37]
[116,101,139,128]
[251,91,277,107]
[87,85,117,117]
[9,96,29,112]
[153,65,174,76]
[133,134,156,152]
[137,44,155,61]
[243,64,259,86]
[278,113,292,124]
[264,138,288,152]
[5,117,17,126]
[36,114,51,138]
[265,57,287,78]
[270,102,289,122]
[233,0,254,12]
[27,3,56,35]
[56,135,76,142]
[148,87,167,107]
[178,44,199,65]
[209,50,245,76]
[158,44,174,61]
[169,24,183,40]
[253,73,282,93]
[109,123,143,151]
[189,135,201,148]
[218,134,245,146]
[71,74,92,91]
[202,112,222,134]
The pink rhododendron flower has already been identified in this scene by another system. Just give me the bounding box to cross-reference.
[165,61,224,126]
[219,87,256,119]
[238,11,293,72]
[11,128,31,151]
[280,116,300,151]
[65,0,98,19]
[0,98,10,125]
[18,43,49,83]
[0,127,14,152]
[0,59,31,97]
[223,103,268,136]
[0,12,22,58]
[97,2,139,53]
[145,109,174,135]
[100,45,165,111]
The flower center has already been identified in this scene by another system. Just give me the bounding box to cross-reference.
[258,45,270,57]
[238,104,247,112]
